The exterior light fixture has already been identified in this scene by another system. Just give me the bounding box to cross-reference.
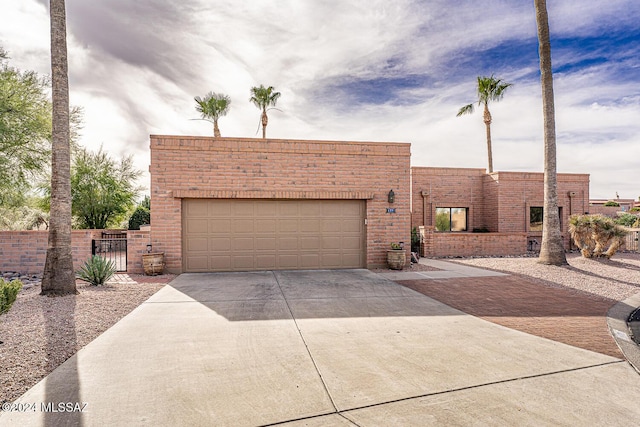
[146,244,152,253]
[388,189,395,204]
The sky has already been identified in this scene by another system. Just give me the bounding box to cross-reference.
[0,0,638,199]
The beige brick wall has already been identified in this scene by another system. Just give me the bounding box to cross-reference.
[411,167,486,231]
[150,136,412,272]
[127,230,151,274]
[0,230,99,274]
[419,226,527,257]
[412,168,590,254]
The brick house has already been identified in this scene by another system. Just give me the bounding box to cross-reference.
[411,167,590,257]
[148,136,591,273]
[150,136,411,273]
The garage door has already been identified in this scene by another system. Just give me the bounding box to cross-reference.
[182,199,366,272]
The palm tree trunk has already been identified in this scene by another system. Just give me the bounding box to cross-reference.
[261,109,268,139]
[42,0,76,295]
[483,105,493,173]
[213,120,220,138]
[535,0,567,266]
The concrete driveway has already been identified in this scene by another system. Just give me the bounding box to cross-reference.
[3,269,640,426]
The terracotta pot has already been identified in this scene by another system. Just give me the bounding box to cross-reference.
[387,250,406,270]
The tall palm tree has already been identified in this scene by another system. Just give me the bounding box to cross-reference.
[535,0,567,265]
[250,84,281,139]
[457,75,512,173]
[42,0,76,295]
[194,92,231,137]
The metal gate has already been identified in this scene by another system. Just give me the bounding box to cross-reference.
[626,229,640,252]
[92,231,127,272]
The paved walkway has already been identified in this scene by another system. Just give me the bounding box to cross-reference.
[3,267,640,426]
[380,260,623,358]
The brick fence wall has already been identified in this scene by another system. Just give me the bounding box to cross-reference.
[420,226,528,257]
[0,230,100,274]
[0,229,151,275]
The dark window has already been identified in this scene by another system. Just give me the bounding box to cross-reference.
[435,207,467,232]
[530,206,562,231]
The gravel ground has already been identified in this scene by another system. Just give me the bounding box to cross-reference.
[0,275,172,405]
[453,252,640,301]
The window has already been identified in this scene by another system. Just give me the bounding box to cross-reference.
[529,206,562,231]
[435,207,467,232]
[530,207,543,231]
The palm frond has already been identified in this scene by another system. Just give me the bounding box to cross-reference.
[457,104,474,116]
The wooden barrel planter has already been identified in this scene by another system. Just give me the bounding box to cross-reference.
[387,250,406,270]
[142,252,165,276]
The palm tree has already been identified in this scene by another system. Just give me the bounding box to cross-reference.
[194,92,231,137]
[457,75,512,173]
[42,0,76,295]
[535,0,567,265]
[250,84,281,139]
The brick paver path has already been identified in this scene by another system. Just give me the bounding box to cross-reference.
[398,276,623,358]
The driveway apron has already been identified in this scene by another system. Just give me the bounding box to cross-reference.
[3,269,640,426]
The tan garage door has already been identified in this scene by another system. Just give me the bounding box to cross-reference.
[182,199,366,272]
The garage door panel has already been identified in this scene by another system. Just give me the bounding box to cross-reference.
[278,255,299,269]
[233,201,255,216]
[233,220,254,233]
[183,199,365,272]
[342,219,362,233]
[209,219,231,233]
[233,238,254,251]
[210,256,232,270]
[186,256,209,271]
[343,236,364,250]
[187,238,208,252]
[300,219,321,232]
[208,202,231,216]
[300,254,321,268]
[322,236,341,249]
[278,219,299,233]
[185,218,208,233]
[322,253,342,267]
[211,237,231,251]
[233,256,255,269]
[256,255,276,268]
[256,238,276,250]
[187,199,210,215]
[322,219,341,232]
[279,203,300,216]
[256,219,277,232]
[300,236,320,250]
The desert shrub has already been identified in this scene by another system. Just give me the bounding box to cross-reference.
[630,207,640,213]
[603,200,620,207]
[615,213,640,227]
[634,217,640,228]
[0,278,23,315]
[569,214,628,259]
[128,205,150,230]
[76,256,116,286]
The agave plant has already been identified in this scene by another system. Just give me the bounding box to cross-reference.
[76,255,116,286]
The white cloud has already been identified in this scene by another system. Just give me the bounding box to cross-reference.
[1,0,638,200]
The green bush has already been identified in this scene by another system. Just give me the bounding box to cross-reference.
[615,213,639,227]
[603,200,620,207]
[0,278,23,315]
[127,205,150,230]
[630,207,640,213]
[76,256,116,286]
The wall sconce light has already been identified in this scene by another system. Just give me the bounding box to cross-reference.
[146,244,152,253]
[388,189,395,204]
